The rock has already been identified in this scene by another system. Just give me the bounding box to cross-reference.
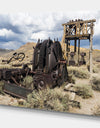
[64,83,74,90]
[18,99,25,105]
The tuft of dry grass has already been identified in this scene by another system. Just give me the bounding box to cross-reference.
[24,88,70,112]
[68,66,90,79]
[22,75,34,89]
[74,83,93,99]
[93,64,100,73]
[68,74,76,84]
[93,66,99,73]
[97,63,100,69]
[90,75,100,91]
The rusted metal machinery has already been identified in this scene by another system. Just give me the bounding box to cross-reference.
[2,52,25,64]
[32,39,68,89]
[69,52,75,66]
[0,39,68,98]
[79,52,86,65]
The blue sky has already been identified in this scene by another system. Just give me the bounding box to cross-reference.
[0,11,100,50]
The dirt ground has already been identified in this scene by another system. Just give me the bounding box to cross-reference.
[70,90,100,115]
[69,78,100,115]
[0,94,18,106]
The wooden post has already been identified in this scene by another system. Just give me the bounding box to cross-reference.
[74,39,77,53]
[89,35,93,73]
[67,40,70,65]
[78,39,80,65]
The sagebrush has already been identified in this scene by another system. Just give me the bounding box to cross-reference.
[24,88,70,112]
[75,83,93,99]
[91,75,100,91]
[67,66,90,79]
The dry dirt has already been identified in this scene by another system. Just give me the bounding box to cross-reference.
[69,78,100,115]
[70,90,100,115]
[0,94,18,106]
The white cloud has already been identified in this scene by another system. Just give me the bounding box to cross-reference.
[0,11,100,49]
[31,31,48,40]
[0,41,24,49]
[0,28,14,37]
[93,44,100,49]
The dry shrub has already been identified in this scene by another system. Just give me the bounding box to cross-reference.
[68,74,76,84]
[0,65,12,69]
[24,88,70,112]
[91,75,100,91]
[21,75,34,89]
[93,66,99,73]
[68,66,90,79]
[93,64,100,73]
[97,63,100,69]
[75,83,93,99]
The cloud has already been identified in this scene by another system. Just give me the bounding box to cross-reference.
[0,41,24,50]
[0,12,100,50]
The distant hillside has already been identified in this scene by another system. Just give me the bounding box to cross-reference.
[1,42,100,65]
[0,48,14,56]
[3,42,36,63]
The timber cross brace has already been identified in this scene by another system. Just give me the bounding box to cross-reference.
[61,19,96,73]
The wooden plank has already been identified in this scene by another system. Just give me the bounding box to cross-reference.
[62,19,96,26]
[65,34,90,40]
[78,39,80,65]
[89,35,93,74]
[74,40,77,52]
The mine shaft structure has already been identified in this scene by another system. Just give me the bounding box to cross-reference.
[61,19,96,73]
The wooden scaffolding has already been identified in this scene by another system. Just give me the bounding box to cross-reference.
[61,19,96,73]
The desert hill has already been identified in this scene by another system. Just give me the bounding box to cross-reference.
[2,42,36,64]
[0,42,100,65]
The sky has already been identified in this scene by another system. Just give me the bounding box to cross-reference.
[0,11,100,50]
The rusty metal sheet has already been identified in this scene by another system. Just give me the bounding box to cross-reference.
[3,82,32,99]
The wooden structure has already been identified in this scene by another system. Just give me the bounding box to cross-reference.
[61,19,96,73]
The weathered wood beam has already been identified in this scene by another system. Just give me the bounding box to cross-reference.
[62,19,96,26]
[67,40,70,65]
[74,40,77,52]
[89,35,93,73]
[78,39,80,65]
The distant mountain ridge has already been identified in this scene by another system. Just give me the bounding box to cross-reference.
[0,48,14,56]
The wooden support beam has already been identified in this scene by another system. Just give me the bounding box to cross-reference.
[89,22,94,73]
[74,40,77,52]
[89,35,93,73]
[78,39,80,65]
[62,19,96,69]
[62,19,96,26]
[67,40,70,65]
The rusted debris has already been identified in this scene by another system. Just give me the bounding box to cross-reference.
[3,82,32,99]
[12,62,33,67]
[96,60,100,62]
[2,52,25,64]
[0,39,68,98]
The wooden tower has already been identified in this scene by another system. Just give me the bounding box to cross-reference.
[61,19,96,73]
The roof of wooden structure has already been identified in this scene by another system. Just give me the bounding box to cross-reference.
[62,19,96,40]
